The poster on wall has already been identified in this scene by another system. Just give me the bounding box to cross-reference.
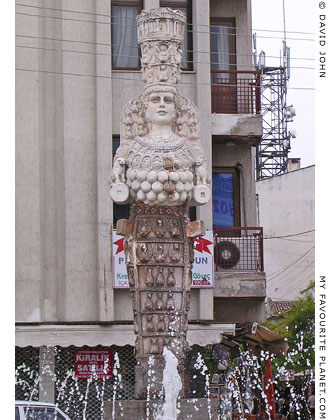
[74,350,113,380]
[212,173,234,227]
[112,230,214,288]
[112,230,129,288]
[191,230,214,288]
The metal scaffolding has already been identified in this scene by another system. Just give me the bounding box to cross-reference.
[256,44,294,180]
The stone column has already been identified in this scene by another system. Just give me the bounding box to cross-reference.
[117,205,204,399]
[109,7,211,401]
[39,346,55,403]
[192,0,214,320]
[96,0,114,321]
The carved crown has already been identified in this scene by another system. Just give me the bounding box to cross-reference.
[137,8,186,43]
[137,8,186,92]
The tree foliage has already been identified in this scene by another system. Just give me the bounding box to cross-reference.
[264,292,315,372]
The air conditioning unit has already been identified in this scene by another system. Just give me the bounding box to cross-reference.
[214,240,240,269]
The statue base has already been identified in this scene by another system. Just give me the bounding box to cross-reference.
[104,399,220,419]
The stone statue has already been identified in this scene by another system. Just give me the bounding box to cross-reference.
[109,8,210,401]
[109,9,210,207]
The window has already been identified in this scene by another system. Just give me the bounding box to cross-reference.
[112,137,130,226]
[24,407,56,420]
[212,168,240,227]
[210,19,237,113]
[160,0,193,70]
[210,18,236,72]
[111,1,142,69]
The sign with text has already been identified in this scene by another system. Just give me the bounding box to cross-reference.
[191,230,214,288]
[112,230,213,288]
[279,369,295,381]
[113,231,129,288]
[74,350,113,380]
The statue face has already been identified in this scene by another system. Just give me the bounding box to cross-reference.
[145,92,175,126]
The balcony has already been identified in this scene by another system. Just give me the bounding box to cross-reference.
[211,70,261,115]
[214,227,264,272]
[213,227,266,323]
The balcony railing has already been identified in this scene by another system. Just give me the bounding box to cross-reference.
[211,70,261,115]
[214,227,264,272]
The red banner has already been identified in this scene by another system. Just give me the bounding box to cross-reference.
[74,350,113,380]
[264,359,276,419]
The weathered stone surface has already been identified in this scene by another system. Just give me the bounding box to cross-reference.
[186,220,205,238]
[127,203,192,399]
[211,112,262,137]
[214,271,266,298]
[116,218,132,237]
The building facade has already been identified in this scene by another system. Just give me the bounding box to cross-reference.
[16,0,265,417]
[256,162,315,301]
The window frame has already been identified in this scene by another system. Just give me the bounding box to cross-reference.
[160,0,193,71]
[111,0,143,70]
[212,166,240,229]
[210,17,237,72]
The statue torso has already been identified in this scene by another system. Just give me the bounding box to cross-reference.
[125,135,195,206]
[127,135,195,171]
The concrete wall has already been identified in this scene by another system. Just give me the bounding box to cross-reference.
[214,298,265,323]
[16,0,113,322]
[256,166,315,300]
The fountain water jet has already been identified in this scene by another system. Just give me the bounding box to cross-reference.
[155,347,182,420]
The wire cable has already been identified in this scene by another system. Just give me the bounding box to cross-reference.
[15,10,316,41]
[15,3,316,35]
[264,229,315,239]
[15,33,316,62]
[276,261,315,299]
[267,259,315,290]
[14,44,316,70]
[14,67,316,91]
[266,246,315,282]
[275,238,315,243]
[263,247,311,257]
[266,246,314,279]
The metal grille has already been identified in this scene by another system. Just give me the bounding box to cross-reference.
[256,67,291,180]
[15,345,218,416]
[15,346,40,401]
[214,227,264,271]
[55,345,136,420]
[211,70,261,115]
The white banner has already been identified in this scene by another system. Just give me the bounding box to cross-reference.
[112,231,128,288]
[191,230,214,288]
[112,230,214,288]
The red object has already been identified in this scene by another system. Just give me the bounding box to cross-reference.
[211,70,261,115]
[264,359,276,419]
[74,350,113,380]
[194,237,213,254]
[114,237,125,255]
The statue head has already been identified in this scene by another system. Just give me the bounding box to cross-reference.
[144,91,175,127]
